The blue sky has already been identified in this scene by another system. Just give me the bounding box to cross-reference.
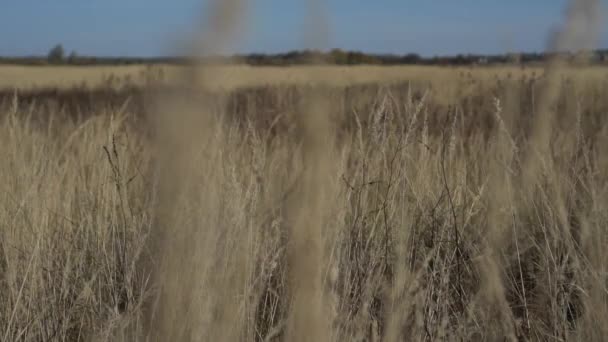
[1,0,606,57]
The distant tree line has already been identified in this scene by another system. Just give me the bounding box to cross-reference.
[1,44,607,67]
[243,48,608,66]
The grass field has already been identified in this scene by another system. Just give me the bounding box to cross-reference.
[2,63,595,90]
[1,60,608,341]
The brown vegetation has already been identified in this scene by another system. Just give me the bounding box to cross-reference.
[0,66,608,340]
[0,64,557,90]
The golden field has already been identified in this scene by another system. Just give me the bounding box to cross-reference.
[1,62,608,342]
[5,63,603,90]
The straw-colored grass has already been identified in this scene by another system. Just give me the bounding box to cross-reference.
[1,66,608,340]
[5,63,603,90]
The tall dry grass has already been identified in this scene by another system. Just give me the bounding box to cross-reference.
[1,0,607,340]
[0,70,608,340]
[0,99,153,341]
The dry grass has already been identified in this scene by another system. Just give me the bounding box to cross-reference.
[6,63,605,91]
[0,64,607,341]
[3,0,606,339]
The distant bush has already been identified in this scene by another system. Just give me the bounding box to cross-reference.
[47,44,65,64]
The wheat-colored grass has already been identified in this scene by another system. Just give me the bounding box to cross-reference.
[1,66,608,340]
[3,63,597,90]
[1,0,607,339]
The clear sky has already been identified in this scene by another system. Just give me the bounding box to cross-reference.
[1,0,606,57]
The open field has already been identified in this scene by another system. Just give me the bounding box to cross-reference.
[4,63,608,91]
[1,64,608,341]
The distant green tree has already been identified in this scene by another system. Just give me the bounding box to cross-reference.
[47,44,65,64]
